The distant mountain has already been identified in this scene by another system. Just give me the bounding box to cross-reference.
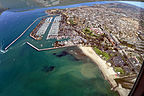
[58,0,143,6]
[0,0,143,9]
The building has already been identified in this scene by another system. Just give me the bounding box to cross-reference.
[113,56,125,67]
[129,58,139,65]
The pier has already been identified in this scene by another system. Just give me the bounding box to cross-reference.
[4,15,51,51]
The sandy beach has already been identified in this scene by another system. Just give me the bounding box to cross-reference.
[78,46,130,96]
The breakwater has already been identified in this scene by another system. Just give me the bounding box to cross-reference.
[26,42,76,51]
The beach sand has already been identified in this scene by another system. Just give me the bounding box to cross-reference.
[78,46,130,96]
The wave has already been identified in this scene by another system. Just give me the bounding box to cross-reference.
[0,49,8,54]
[0,42,7,54]
[0,42,26,54]
[20,42,26,47]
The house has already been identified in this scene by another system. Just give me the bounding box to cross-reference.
[129,58,138,65]
[123,66,131,74]
[90,28,103,34]
[113,56,125,67]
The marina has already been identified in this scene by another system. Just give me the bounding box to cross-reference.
[4,13,61,51]
[36,17,53,36]
[47,16,61,40]
[30,17,53,40]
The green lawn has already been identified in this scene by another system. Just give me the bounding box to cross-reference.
[83,27,99,38]
[93,47,110,61]
[114,67,125,75]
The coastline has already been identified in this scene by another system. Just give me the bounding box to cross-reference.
[78,46,130,96]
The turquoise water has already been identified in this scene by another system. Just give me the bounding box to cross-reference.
[0,42,118,96]
[1,1,144,96]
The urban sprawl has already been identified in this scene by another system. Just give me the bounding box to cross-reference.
[29,3,144,91]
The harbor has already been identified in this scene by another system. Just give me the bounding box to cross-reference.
[4,14,61,51]
[4,15,50,51]
[27,15,64,50]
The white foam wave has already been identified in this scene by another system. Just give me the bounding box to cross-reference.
[0,49,8,54]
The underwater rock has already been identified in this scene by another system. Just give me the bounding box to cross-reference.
[42,66,55,73]
[54,51,68,57]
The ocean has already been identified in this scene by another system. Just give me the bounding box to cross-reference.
[0,1,144,96]
[0,43,118,96]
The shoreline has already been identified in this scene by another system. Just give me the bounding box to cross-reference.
[78,46,130,96]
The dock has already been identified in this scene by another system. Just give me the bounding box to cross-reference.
[36,17,53,36]
[47,16,61,40]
